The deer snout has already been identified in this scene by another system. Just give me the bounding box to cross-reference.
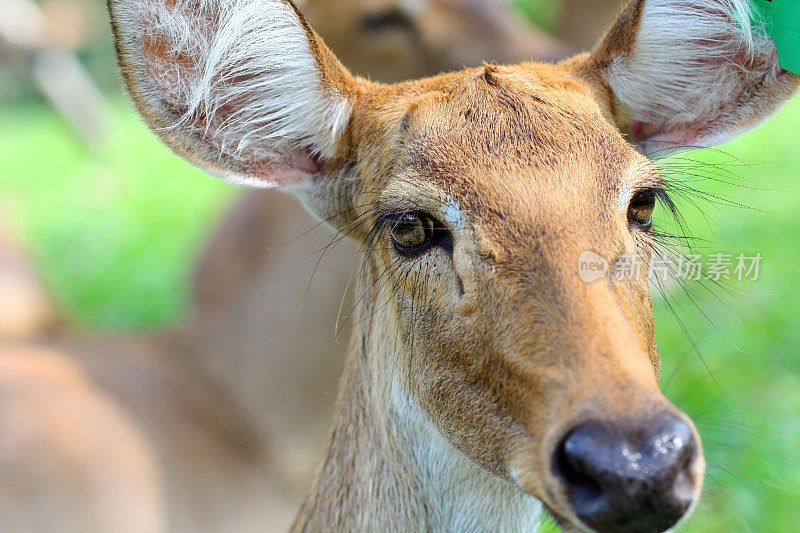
[553,412,702,533]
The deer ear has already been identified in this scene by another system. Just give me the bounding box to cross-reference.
[584,0,799,155]
[109,0,358,189]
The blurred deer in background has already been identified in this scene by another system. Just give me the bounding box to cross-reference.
[107,0,797,531]
[302,0,570,81]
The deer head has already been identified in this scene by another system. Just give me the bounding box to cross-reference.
[108,0,797,530]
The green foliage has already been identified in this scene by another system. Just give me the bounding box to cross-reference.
[0,103,234,330]
[655,97,800,532]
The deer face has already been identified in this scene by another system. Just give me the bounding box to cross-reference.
[339,66,700,531]
[109,0,797,531]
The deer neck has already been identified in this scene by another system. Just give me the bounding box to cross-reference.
[292,309,544,531]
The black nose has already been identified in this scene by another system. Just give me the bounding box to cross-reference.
[555,412,699,533]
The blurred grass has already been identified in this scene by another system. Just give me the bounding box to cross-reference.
[1,91,799,533]
[513,0,564,32]
[655,97,800,532]
[0,102,235,330]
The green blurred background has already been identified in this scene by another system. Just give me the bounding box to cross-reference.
[1,0,798,530]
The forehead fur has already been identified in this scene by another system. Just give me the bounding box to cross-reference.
[378,63,648,226]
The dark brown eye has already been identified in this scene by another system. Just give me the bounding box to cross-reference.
[389,212,438,253]
[628,190,656,228]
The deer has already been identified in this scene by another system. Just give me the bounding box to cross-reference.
[104,0,798,530]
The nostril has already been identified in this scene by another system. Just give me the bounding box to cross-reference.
[554,424,609,518]
[646,415,699,510]
[643,415,697,483]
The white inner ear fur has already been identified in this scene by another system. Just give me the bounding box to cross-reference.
[123,0,351,186]
[605,0,780,152]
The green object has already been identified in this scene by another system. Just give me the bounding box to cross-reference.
[751,0,800,75]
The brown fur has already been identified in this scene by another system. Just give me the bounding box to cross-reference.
[194,0,574,314]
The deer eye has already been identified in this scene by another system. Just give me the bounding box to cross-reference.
[388,212,440,254]
[628,190,656,228]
